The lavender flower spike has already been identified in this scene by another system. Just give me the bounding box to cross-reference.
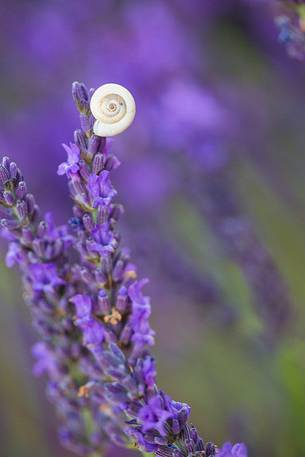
[58,81,248,456]
[0,81,248,457]
[0,158,126,454]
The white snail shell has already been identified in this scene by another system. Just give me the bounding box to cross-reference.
[90,83,136,137]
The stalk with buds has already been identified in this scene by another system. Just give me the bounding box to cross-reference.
[0,82,247,457]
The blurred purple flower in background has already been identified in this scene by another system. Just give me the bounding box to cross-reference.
[218,442,248,457]
[275,0,305,59]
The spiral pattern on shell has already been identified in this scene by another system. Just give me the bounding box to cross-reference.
[90,83,136,137]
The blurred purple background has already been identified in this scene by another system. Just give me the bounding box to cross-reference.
[1,1,305,456]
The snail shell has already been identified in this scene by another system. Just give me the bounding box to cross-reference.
[90,83,136,137]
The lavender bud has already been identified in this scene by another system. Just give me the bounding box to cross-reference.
[157,450,176,457]
[94,269,107,285]
[99,137,106,152]
[126,402,141,416]
[79,160,90,180]
[82,213,94,232]
[172,419,180,435]
[97,205,109,225]
[80,268,92,284]
[154,436,168,446]
[185,439,194,453]
[97,290,111,314]
[0,166,9,185]
[0,218,8,228]
[92,153,104,175]
[109,343,126,364]
[119,323,133,345]
[104,155,120,171]
[101,254,112,275]
[52,239,63,258]
[16,200,28,219]
[22,227,33,244]
[3,191,14,206]
[197,438,205,451]
[15,168,23,182]
[88,135,102,154]
[116,287,128,313]
[16,181,27,199]
[72,82,90,114]
[71,177,85,197]
[99,351,123,370]
[104,329,117,344]
[1,156,10,171]
[178,406,190,425]
[190,426,198,441]
[25,193,36,215]
[80,113,92,132]
[68,181,77,199]
[205,442,217,456]
[173,450,182,457]
[143,433,157,445]
[3,218,18,230]
[38,221,48,237]
[9,162,18,179]
[104,383,129,403]
[74,129,87,151]
[112,259,125,282]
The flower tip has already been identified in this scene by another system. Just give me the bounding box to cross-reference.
[72,81,90,113]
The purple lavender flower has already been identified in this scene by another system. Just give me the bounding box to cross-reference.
[32,342,60,378]
[57,142,80,176]
[0,82,248,457]
[139,396,173,437]
[81,318,105,348]
[71,294,92,324]
[58,81,247,456]
[0,154,125,454]
[87,171,117,207]
[28,263,65,294]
